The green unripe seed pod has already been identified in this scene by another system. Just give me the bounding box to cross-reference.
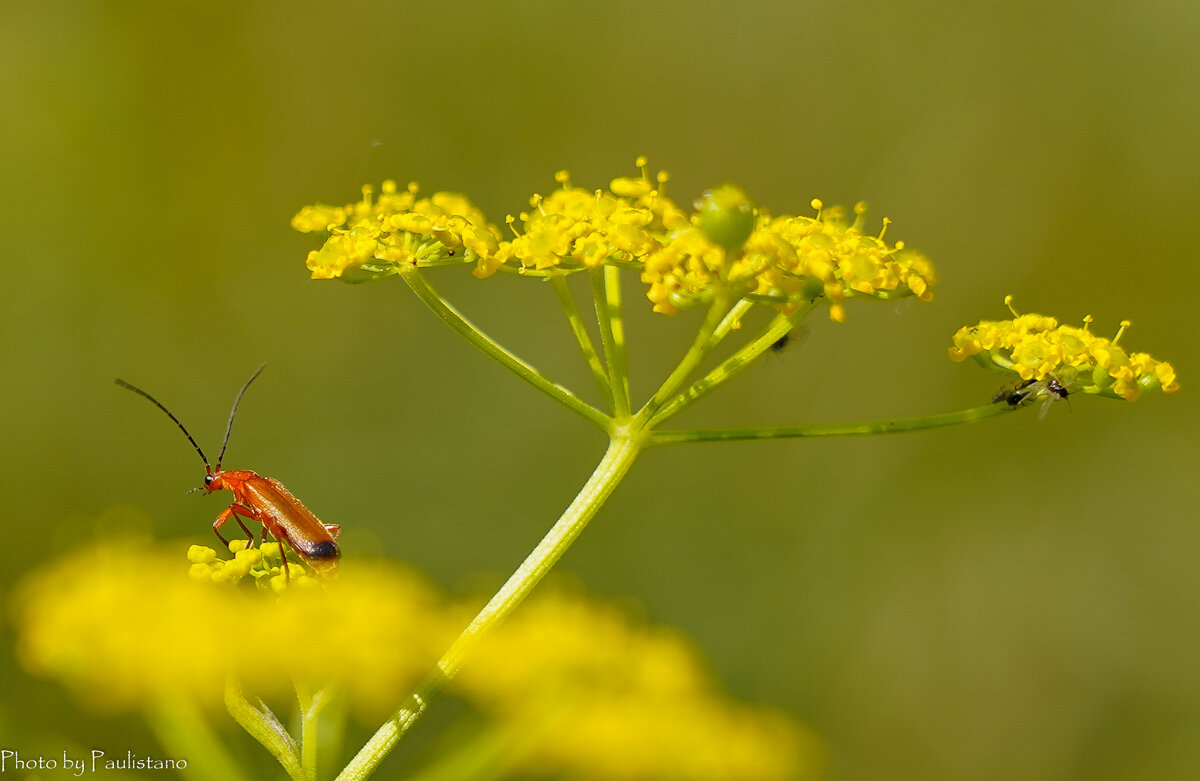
[695,184,756,251]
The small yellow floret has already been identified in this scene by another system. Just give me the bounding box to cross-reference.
[188,562,214,581]
[187,545,216,564]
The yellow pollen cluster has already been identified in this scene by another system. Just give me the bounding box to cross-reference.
[187,541,321,592]
[949,302,1179,401]
[293,161,935,320]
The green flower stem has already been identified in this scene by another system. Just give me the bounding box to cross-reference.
[147,696,250,781]
[296,683,328,781]
[398,264,610,431]
[335,430,646,781]
[638,293,734,423]
[418,255,480,268]
[441,429,642,670]
[591,266,631,417]
[647,302,814,428]
[225,680,307,781]
[646,402,1016,446]
[551,274,612,407]
[605,265,632,415]
[705,297,757,351]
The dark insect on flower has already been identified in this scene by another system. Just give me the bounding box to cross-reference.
[770,325,809,352]
[993,376,1070,419]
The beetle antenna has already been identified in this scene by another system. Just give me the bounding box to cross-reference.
[115,378,211,470]
[216,364,266,470]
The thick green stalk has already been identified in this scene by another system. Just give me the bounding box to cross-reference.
[335,430,646,781]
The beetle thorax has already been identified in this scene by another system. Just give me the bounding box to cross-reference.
[203,469,260,494]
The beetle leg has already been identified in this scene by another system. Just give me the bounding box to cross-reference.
[324,523,342,541]
[213,505,258,549]
[275,534,292,581]
[233,515,254,541]
[259,523,292,581]
[213,506,249,547]
[231,505,257,545]
[212,508,232,546]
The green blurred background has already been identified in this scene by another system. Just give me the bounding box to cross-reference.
[2,1,1198,779]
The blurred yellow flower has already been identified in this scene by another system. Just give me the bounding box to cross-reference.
[950,298,1180,401]
[455,589,824,781]
[15,543,822,778]
[13,542,453,719]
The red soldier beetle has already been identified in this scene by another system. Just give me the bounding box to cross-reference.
[116,365,341,579]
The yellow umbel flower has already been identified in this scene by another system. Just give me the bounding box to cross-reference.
[949,298,1180,401]
[293,181,499,282]
[455,589,824,781]
[13,542,453,718]
[293,159,935,321]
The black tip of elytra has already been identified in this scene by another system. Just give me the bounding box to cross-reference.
[307,540,340,560]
